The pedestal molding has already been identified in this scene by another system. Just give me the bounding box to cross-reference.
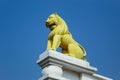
[37,50,112,80]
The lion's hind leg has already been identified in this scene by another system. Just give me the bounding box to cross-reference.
[68,44,84,59]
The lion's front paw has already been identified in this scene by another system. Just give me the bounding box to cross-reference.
[47,48,56,51]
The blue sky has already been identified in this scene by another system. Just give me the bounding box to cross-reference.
[0,0,120,80]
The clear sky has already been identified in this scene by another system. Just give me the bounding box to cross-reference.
[0,0,120,80]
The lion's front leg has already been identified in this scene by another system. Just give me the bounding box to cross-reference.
[47,39,52,50]
[52,35,61,50]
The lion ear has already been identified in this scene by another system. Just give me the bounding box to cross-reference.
[53,12,58,15]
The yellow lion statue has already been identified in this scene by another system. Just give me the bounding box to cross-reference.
[45,13,86,60]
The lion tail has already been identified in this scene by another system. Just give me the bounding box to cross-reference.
[79,44,86,57]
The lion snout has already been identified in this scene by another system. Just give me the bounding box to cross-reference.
[46,21,51,27]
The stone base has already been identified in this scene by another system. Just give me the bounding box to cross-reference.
[37,50,112,80]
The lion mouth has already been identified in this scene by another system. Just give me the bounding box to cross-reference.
[49,23,56,27]
[46,22,56,28]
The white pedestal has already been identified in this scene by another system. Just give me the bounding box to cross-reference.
[37,50,112,80]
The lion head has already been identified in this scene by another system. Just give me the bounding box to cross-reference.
[46,13,69,39]
[46,13,59,30]
[46,13,64,30]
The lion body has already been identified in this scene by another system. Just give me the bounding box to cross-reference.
[46,13,86,59]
